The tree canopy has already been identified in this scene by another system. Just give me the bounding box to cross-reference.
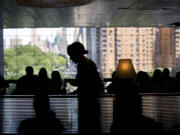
[4,45,67,79]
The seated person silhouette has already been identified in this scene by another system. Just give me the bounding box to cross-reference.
[134,71,151,92]
[151,69,163,91]
[37,68,51,94]
[18,94,64,135]
[0,73,9,94]
[49,71,66,94]
[175,71,180,91]
[161,68,173,91]
[106,71,119,94]
[12,66,38,95]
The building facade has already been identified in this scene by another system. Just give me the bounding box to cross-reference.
[97,27,158,78]
[157,28,176,69]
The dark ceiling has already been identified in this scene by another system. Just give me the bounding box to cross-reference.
[2,0,180,28]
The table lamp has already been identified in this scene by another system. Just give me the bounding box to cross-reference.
[114,59,136,79]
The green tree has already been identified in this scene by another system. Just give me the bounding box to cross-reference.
[4,45,67,79]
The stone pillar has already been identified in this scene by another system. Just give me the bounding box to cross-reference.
[0,2,4,76]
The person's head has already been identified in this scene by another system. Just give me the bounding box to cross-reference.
[153,69,162,80]
[162,68,170,77]
[25,66,34,76]
[38,68,48,79]
[67,42,88,63]
[51,71,61,81]
[111,71,117,81]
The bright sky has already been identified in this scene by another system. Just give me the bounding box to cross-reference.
[3,28,76,48]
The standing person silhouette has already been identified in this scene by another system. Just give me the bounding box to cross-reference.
[67,42,103,135]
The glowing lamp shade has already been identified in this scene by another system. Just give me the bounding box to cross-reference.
[115,59,136,79]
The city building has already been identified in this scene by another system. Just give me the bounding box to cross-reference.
[97,27,158,78]
[83,28,97,65]
[59,28,68,58]
[53,31,61,50]
[98,28,116,78]
[115,27,158,73]
[10,38,22,48]
[31,29,37,46]
[4,27,180,78]
[157,27,176,69]
[175,28,180,72]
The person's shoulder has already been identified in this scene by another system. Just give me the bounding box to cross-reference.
[17,75,27,82]
[19,118,35,130]
[82,57,96,66]
[20,118,35,124]
[140,115,163,129]
[48,111,65,132]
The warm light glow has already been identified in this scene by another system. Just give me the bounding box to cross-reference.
[121,62,129,71]
[115,59,136,79]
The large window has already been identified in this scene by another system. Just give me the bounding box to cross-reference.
[3,27,180,80]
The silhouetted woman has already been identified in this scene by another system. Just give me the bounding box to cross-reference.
[161,68,173,91]
[151,69,163,91]
[49,71,65,94]
[37,68,51,94]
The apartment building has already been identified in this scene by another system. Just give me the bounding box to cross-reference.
[158,28,176,69]
[97,27,158,78]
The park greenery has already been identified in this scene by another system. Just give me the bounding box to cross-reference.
[4,45,67,79]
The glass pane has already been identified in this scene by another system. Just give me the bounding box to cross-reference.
[3,27,180,79]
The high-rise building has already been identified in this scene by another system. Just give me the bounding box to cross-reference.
[96,28,101,73]
[31,29,37,46]
[30,29,49,52]
[175,28,180,72]
[115,27,158,73]
[97,27,158,78]
[53,31,61,49]
[158,28,176,69]
[45,38,51,51]
[83,28,97,65]
[98,28,116,78]
[10,38,22,48]
[76,27,84,43]
[34,36,49,52]
[59,28,68,57]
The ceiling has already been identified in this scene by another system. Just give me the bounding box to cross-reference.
[2,0,180,28]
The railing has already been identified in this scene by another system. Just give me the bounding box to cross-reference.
[1,93,180,134]
[0,95,114,134]
[4,79,180,133]
[141,92,180,131]
[5,79,113,94]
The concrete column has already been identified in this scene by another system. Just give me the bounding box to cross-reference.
[0,2,4,76]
